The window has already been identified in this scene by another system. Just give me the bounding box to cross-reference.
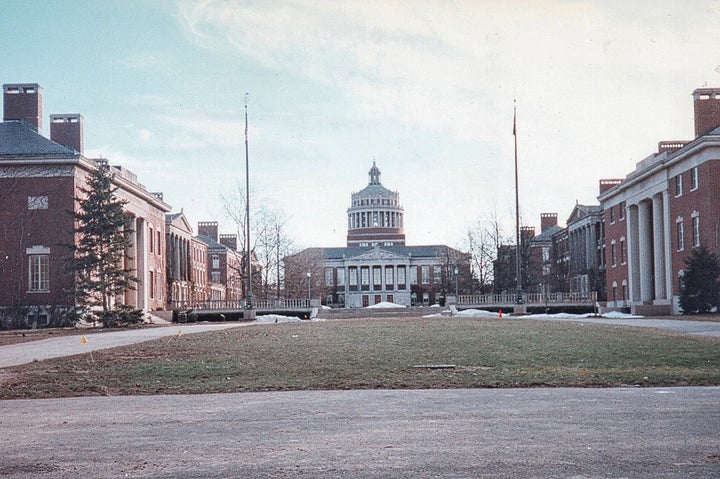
[676,219,684,251]
[610,240,617,267]
[373,266,382,287]
[609,207,615,224]
[409,266,417,285]
[28,195,48,210]
[692,213,700,247]
[421,266,430,284]
[28,254,49,291]
[361,267,369,286]
[149,227,154,253]
[157,231,162,255]
[385,266,394,286]
[212,255,220,269]
[149,271,155,299]
[433,266,441,284]
[337,268,345,287]
[325,268,334,287]
[349,268,357,287]
[619,237,626,265]
[675,174,683,197]
[157,271,162,301]
[691,166,699,191]
[619,201,625,220]
[211,271,220,282]
[397,266,406,286]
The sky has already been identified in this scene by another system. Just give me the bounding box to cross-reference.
[2,0,720,250]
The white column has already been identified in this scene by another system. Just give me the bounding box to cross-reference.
[638,200,653,302]
[627,204,640,302]
[652,193,666,300]
[663,191,673,302]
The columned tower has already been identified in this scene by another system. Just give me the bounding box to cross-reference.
[346,161,406,247]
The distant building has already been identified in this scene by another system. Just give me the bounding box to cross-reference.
[599,87,720,315]
[285,163,470,307]
[0,83,171,325]
[166,212,209,305]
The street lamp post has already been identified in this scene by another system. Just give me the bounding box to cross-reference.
[306,271,312,305]
[454,265,459,297]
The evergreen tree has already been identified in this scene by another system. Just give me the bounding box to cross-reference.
[69,161,139,324]
[679,245,720,314]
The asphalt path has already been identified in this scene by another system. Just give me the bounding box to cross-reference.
[0,323,247,368]
[1,387,719,478]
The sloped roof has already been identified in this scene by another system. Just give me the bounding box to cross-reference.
[0,121,76,156]
[290,244,465,261]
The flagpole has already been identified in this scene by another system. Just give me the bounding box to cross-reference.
[244,93,254,312]
[513,100,523,306]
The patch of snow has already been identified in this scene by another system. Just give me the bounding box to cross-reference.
[366,301,406,309]
[251,314,303,324]
[456,309,500,318]
[601,311,644,319]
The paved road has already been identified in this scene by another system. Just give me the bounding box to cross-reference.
[1,387,718,478]
[0,323,246,368]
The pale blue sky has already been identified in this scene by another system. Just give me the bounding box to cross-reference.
[3,0,720,249]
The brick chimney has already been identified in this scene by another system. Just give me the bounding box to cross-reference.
[599,178,623,195]
[3,83,43,131]
[693,88,720,137]
[540,213,558,233]
[197,221,219,242]
[50,114,83,153]
[520,226,535,241]
[219,234,238,251]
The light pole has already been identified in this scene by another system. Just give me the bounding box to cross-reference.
[454,265,459,297]
[244,93,253,311]
[306,271,311,305]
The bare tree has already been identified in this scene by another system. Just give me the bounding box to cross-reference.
[222,183,294,301]
[464,211,511,294]
[282,248,326,300]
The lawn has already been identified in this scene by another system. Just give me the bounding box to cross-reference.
[1,317,719,399]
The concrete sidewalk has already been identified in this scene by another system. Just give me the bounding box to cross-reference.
[0,322,246,368]
[1,387,718,478]
[533,316,720,337]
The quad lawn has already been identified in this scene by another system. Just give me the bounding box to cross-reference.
[1,316,719,399]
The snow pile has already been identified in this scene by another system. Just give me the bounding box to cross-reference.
[455,309,500,318]
[600,310,644,319]
[251,314,303,324]
[366,301,406,309]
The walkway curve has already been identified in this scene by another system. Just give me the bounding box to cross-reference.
[0,323,247,368]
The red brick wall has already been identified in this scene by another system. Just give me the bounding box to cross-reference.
[0,175,76,307]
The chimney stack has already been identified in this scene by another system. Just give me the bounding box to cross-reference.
[540,213,558,233]
[3,83,43,131]
[599,178,623,195]
[197,221,219,242]
[219,234,238,251]
[693,88,720,137]
[50,114,84,153]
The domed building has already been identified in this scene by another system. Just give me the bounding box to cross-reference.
[346,161,405,247]
[285,162,470,308]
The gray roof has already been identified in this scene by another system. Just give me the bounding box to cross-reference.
[292,244,465,261]
[0,121,76,156]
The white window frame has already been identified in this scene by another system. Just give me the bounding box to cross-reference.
[28,254,50,292]
[691,166,699,191]
[692,212,700,248]
[676,218,685,252]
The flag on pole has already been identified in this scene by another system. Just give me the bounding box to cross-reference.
[513,103,516,136]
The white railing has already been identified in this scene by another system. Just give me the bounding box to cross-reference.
[170,298,311,310]
[458,291,597,305]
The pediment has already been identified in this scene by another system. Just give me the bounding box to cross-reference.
[346,247,407,262]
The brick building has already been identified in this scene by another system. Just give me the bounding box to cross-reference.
[0,83,171,325]
[166,212,209,305]
[599,87,720,315]
[285,162,470,307]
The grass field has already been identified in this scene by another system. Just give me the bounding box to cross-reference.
[1,317,719,399]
